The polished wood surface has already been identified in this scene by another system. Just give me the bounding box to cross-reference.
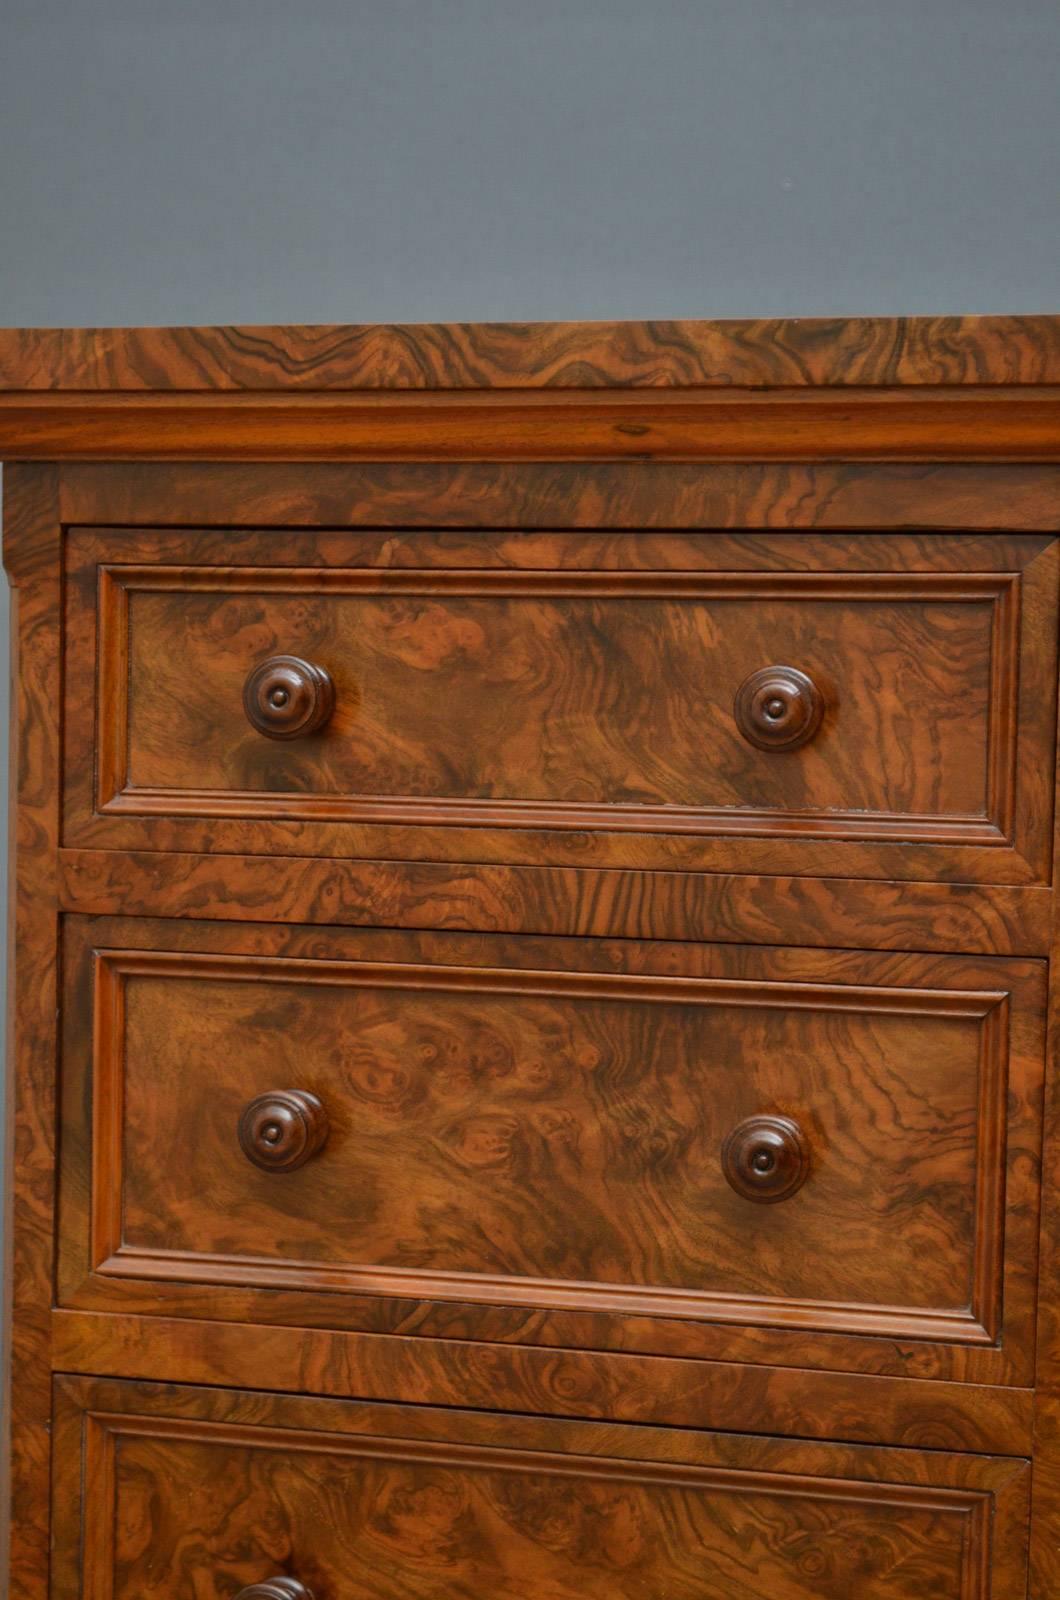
[242,655,336,741]
[58,848,1054,956]
[6,384,1060,462]
[62,520,1059,884]
[3,318,1060,462]
[732,666,824,752]
[52,1378,1031,1600]
[46,917,1044,1385]
[1,467,62,1600]
[101,570,1029,831]
[720,1114,811,1202]
[73,542,1053,870]
[53,458,1060,534]
[236,1090,330,1174]
[50,1309,1036,1455]
[56,916,1045,1375]
[4,319,1060,1598]
[5,314,1060,391]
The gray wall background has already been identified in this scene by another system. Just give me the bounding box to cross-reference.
[0,0,1059,1343]
[4,0,1060,328]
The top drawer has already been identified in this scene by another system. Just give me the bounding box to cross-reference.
[64,527,1058,883]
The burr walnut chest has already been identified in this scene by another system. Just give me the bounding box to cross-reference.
[3,314,1060,1598]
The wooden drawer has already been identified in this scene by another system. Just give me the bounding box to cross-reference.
[58,917,1046,1385]
[53,1376,1031,1600]
[63,527,1058,883]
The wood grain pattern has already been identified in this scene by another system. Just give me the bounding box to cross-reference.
[5,384,1060,462]
[51,1375,1031,1600]
[2,338,1059,1598]
[49,1344,1034,1465]
[5,315,1060,466]
[58,847,1053,956]
[78,556,1047,874]
[49,916,1044,1386]
[1028,509,1060,1591]
[55,458,1060,534]
[0,467,61,1600]
[56,917,1045,1387]
[58,928,1041,1362]
[61,524,1060,886]
[6,315,1060,390]
[1030,1391,1060,1594]
[1034,644,1060,1390]
[98,568,1026,834]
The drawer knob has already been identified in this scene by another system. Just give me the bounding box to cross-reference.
[733,665,823,751]
[243,655,335,740]
[238,1090,330,1173]
[721,1114,810,1203]
[235,1583,315,1600]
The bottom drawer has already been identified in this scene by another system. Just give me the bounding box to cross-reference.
[54,1377,1028,1600]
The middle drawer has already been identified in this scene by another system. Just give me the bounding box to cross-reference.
[58,916,1045,1385]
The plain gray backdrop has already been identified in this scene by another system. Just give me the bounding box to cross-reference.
[1,0,1059,1329]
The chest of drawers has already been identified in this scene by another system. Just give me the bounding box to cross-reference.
[3,315,1060,1598]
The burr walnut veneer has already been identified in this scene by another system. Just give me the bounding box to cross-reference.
[4,315,1060,1598]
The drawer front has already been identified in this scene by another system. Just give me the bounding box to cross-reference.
[58,918,1046,1383]
[63,528,1058,882]
[53,1377,1030,1600]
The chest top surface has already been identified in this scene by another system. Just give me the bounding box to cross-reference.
[1,313,1060,462]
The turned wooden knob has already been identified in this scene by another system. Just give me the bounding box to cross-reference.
[721,1114,810,1203]
[733,665,823,751]
[238,1090,329,1173]
[243,655,335,739]
[235,1582,315,1600]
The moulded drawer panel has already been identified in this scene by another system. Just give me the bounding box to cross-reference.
[57,916,1047,1383]
[61,527,1059,882]
[52,1376,1032,1600]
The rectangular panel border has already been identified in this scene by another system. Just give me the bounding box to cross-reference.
[52,1373,1034,1600]
[88,947,1010,1348]
[95,564,1021,851]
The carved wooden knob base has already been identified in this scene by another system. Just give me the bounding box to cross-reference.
[734,665,824,751]
[721,1114,810,1203]
[235,1581,315,1600]
[238,1090,329,1173]
[243,655,335,739]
